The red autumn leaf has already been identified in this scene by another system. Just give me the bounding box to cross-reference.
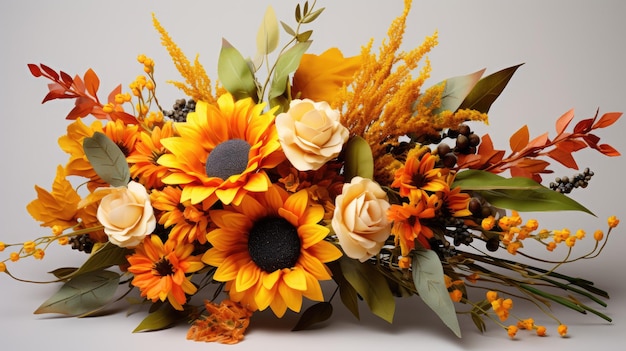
[42,89,76,103]
[555,109,575,135]
[109,111,138,124]
[83,68,100,101]
[60,71,74,87]
[556,139,587,153]
[66,98,96,120]
[509,125,529,153]
[592,112,622,129]
[40,64,59,81]
[547,146,578,169]
[574,118,594,133]
[583,134,600,148]
[28,64,42,77]
[598,144,620,157]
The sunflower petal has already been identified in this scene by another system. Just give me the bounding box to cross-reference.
[283,267,307,291]
[298,223,330,249]
[235,261,261,292]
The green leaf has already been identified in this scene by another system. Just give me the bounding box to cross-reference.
[70,242,131,278]
[48,267,78,280]
[470,312,486,333]
[256,5,279,56]
[292,302,333,331]
[302,8,325,24]
[218,39,259,101]
[411,248,462,338]
[133,304,188,332]
[34,270,120,316]
[343,136,374,181]
[338,256,395,323]
[458,63,524,113]
[268,41,311,102]
[453,170,594,215]
[425,68,485,115]
[280,21,296,36]
[83,131,130,187]
[328,261,360,320]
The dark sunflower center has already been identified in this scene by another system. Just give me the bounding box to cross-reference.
[412,173,427,188]
[153,257,175,277]
[205,139,251,180]
[248,217,301,273]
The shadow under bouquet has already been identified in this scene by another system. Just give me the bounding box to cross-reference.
[1,0,621,344]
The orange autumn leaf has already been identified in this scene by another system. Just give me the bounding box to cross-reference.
[593,111,622,129]
[509,125,529,153]
[555,109,575,134]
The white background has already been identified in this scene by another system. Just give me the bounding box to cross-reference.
[1,1,625,350]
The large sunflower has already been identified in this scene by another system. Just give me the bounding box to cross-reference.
[202,185,342,317]
[158,93,285,207]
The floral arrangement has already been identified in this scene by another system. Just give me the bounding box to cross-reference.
[1,0,621,344]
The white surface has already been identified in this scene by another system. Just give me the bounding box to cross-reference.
[1,1,625,350]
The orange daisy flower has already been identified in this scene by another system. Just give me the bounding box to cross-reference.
[127,122,175,190]
[202,185,342,317]
[127,235,204,311]
[387,190,438,254]
[391,152,448,197]
[150,186,211,245]
[439,173,472,218]
[158,93,285,207]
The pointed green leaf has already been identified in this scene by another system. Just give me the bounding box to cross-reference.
[292,302,333,331]
[256,5,279,56]
[34,270,120,316]
[218,38,259,101]
[48,267,78,280]
[268,41,311,102]
[411,248,462,338]
[453,170,594,214]
[280,21,296,36]
[459,63,524,113]
[70,242,131,278]
[302,8,325,23]
[133,304,188,332]
[83,131,130,187]
[338,256,395,323]
[328,261,360,320]
[343,136,374,181]
[426,68,485,115]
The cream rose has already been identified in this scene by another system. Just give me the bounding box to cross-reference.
[96,181,156,248]
[275,99,349,171]
[332,177,391,262]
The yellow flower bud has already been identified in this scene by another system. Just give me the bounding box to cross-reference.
[608,215,619,228]
[594,230,604,241]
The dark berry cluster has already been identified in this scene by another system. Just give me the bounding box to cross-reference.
[163,98,196,122]
[446,220,474,246]
[428,237,456,259]
[435,124,481,169]
[69,234,95,254]
[549,168,594,194]
[446,124,480,155]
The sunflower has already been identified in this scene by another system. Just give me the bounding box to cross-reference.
[202,185,342,317]
[391,151,448,198]
[158,93,285,207]
[150,186,212,245]
[127,234,204,311]
[439,173,472,218]
[127,122,175,190]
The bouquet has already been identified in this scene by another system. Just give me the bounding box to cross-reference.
[1,0,621,344]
